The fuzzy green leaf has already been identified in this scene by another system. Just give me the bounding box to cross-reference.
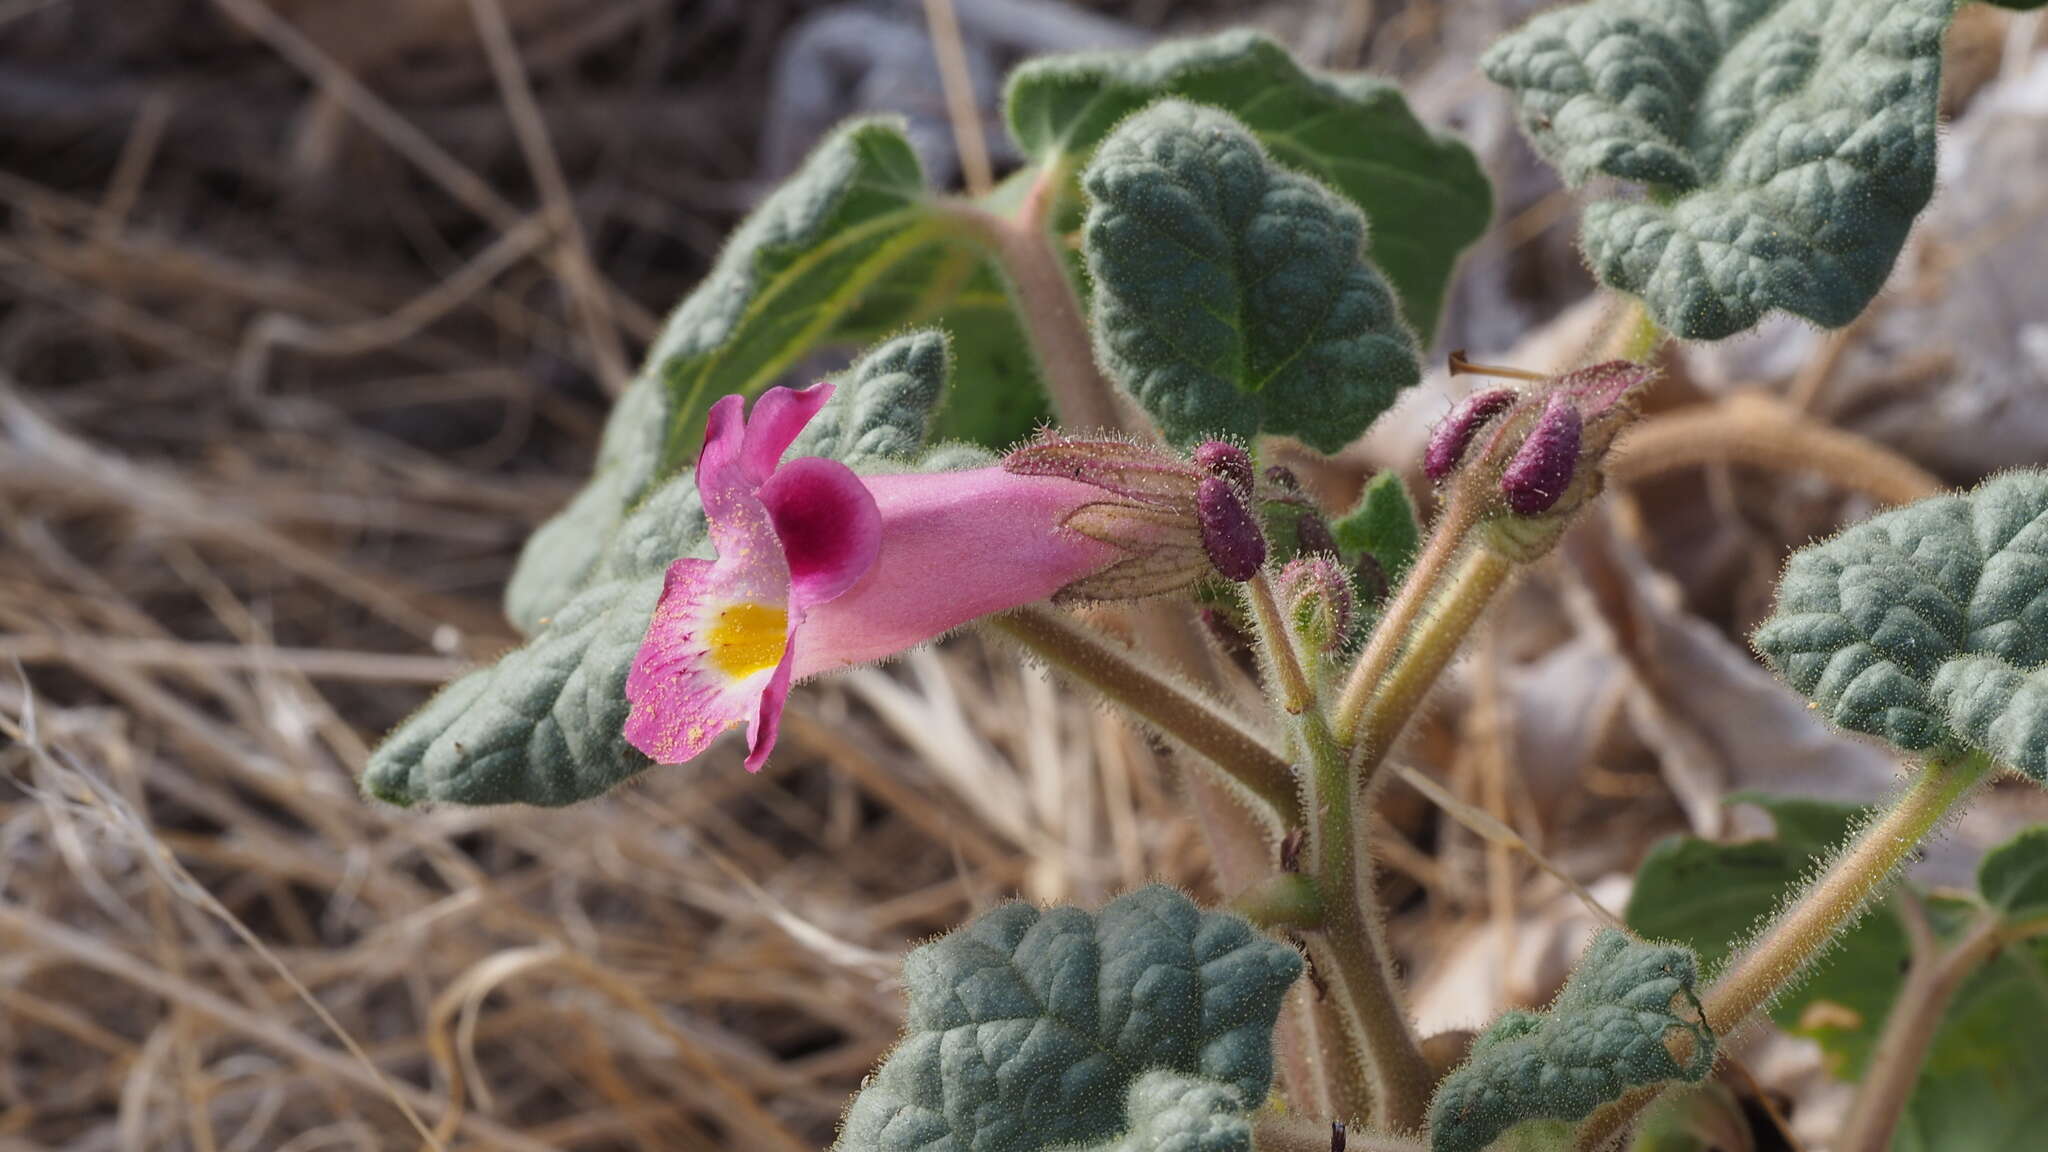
[1979,824,2048,923]
[365,332,954,807]
[1484,0,1954,340]
[1332,470,1421,584]
[833,885,1301,1152]
[1007,30,1489,339]
[1082,100,1419,454]
[1754,471,2048,784]
[1429,929,1715,1152]
[504,119,1037,633]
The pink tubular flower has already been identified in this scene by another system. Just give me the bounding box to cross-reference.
[624,384,1238,772]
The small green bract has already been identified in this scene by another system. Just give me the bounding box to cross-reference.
[1428,929,1715,1152]
[1484,0,1954,340]
[834,885,1301,1152]
[1755,471,2048,783]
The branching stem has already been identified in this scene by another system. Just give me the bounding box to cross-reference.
[1299,708,1433,1132]
[1330,490,1483,749]
[1247,571,1313,714]
[1835,900,2006,1152]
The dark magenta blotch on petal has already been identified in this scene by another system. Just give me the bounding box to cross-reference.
[759,456,882,605]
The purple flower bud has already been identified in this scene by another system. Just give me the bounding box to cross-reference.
[1295,509,1339,557]
[1264,464,1302,491]
[1198,476,1267,581]
[1425,388,1518,481]
[1500,394,1582,516]
[1194,441,1255,495]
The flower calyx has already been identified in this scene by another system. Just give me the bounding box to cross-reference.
[1425,360,1654,558]
[1003,435,1273,595]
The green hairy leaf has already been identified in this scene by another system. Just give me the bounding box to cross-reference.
[504,119,1039,633]
[833,885,1301,1152]
[1083,100,1420,454]
[1484,0,1954,340]
[1754,471,2048,784]
[1429,929,1716,1152]
[1978,824,2048,922]
[365,332,954,807]
[1333,470,1421,585]
[1007,30,1490,339]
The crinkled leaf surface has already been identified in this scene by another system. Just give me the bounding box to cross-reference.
[1429,929,1715,1152]
[1083,100,1419,453]
[1007,30,1489,339]
[1484,0,1953,340]
[365,332,953,807]
[1333,470,1420,585]
[504,118,1037,633]
[833,885,1300,1152]
[1754,471,2048,783]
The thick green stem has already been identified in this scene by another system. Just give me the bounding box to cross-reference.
[990,606,1302,829]
[1576,749,1997,1149]
[1348,544,1515,784]
[1300,709,1433,1132]
[1331,492,1482,748]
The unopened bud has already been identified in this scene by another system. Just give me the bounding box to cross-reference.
[1264,464,1302,491]
[1194,441,1255,496]
[1500,394,1581,516]
[1275,556,1355,651]
[1295,510,1339,557]
[1425,388,1518,481]
[1198,476,1266,581]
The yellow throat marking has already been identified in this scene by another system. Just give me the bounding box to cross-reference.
[707,602,788,678]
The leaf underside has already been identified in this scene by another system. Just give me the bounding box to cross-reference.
[1083,100,1420,454]
[834,885,1301,1152]
[1754,471,2048,783]
[1428,929,1715,1152]
[1007,29,1490,340]
[1484,0,1953,340]
[365,332,954,807]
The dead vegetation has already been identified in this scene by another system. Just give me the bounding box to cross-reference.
[4,2,2048,1150]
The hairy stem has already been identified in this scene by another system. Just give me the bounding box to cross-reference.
[1348,543,1515,784]
[1836,902,2005,1152]
[1577,748,1997,1149]
[1331,490,1483,748]
[944,167,1126,433]
[1248,571,1314,714]
[990,605,1302,828]
[1300,709,1433,1132]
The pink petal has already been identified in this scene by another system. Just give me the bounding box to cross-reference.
[744,639,796,773]
[759,456,881,606]
[791,468,1121,678]
[739,383,834,483]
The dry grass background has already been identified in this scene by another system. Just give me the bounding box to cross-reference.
[4,2,2048,1150]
